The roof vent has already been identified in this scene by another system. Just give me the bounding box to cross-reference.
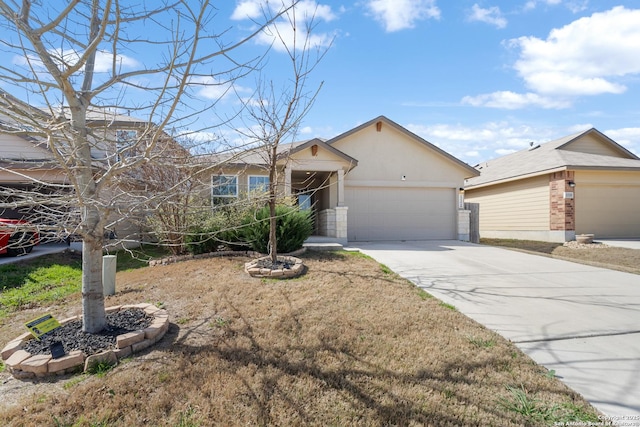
[528,141,540,151]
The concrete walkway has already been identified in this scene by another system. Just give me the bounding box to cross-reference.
[353,240,640,418]
[598,239,640,250]
[0,242,83,265]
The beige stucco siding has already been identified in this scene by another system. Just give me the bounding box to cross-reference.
[465,175,550,231]
[574,170,640,238]
[332,124,467,187]
[288,145,353,172]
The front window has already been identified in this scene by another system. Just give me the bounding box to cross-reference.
[248,176,269,193]
[212,175,238,198]
[116,130,138,161]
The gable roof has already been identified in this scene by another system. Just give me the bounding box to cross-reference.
[466,128,640,189]
[326,115,479,177]
[287,138,358,165]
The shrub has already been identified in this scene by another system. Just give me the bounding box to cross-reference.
[242,205,313,254]
[185,204,251,254]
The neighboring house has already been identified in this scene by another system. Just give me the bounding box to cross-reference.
[0,90,182,245]
[464,128,640,242]
[207,115,479,243]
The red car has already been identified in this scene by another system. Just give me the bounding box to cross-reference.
[0,218,40,256]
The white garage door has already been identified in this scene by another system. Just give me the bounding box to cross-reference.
[575,184,640,238]
[345,186,456,241]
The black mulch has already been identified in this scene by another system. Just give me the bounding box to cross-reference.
[253,258,294,270]
[23,308,153,357]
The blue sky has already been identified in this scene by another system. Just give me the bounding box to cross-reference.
[2,1,640,166]
[222,0,640,165]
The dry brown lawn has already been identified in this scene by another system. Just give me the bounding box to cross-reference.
[481,238,640,275]
[0,251,599,426]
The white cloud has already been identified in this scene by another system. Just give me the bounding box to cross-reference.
[231,0,336,52]
[524,0,587,13]
[256,20,335,53]
[366,0,440,32]
[232,0,336,22]
[93,50,140,73]
[495,148,517,155]
[406,121,551,163]
[13,49,139,73]
[190,76,252,100]
[231,0,265,20]
[467,4,507,29]
[511,6,640,96]
[463,6,640,110]
[461,91,571,109]
[604,127,640,155]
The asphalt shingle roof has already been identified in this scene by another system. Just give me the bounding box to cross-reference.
[466,129,640,188]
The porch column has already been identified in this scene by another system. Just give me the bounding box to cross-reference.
[337,168,345,207]
[284,165,292,197]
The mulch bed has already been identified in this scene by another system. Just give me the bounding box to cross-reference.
[22,308,152,357]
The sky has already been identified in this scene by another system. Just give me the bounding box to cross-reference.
[222,0,640,165]
[2,0,640,166]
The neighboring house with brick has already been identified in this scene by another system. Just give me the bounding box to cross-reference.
[206,115,479,244]
[464,128,640,242]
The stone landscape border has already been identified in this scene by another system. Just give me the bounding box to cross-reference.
[1,303,169,379]
[244,255,305,278]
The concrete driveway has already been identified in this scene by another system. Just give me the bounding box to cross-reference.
[354,240,640,418]
[0,243,78,265]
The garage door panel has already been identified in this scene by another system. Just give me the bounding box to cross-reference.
[345,186,455,241]
[576,185,640,238]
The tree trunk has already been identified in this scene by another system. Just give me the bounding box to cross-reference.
[71,105,106,333]
[268,143,278,263]
[82,222,106,333]
[269,199,277,263]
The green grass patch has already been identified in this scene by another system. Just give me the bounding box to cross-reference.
[468,336,496,348]
[114,245,171,271]
[63,374,89,390]
[439,302,456,311]
[0,245,170,318]
[336,250,373,260]
[379,263,393,275]
[0,254,82,318]
[416,288,432,300]
[498,385,601,425]
[86,360,115,377]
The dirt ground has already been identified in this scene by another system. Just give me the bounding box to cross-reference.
[0,251,599,426]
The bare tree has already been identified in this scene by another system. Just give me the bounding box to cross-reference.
[0,1,293,333]
[233,3,330,264]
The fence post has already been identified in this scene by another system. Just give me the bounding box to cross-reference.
[465,202,480,244]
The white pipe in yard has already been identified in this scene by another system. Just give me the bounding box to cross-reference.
[102,255,117,296]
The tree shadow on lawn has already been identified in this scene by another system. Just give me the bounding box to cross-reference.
[163,299,555,426]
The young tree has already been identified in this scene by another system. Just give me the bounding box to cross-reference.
[233,3,331,264]
[0,1,294,333]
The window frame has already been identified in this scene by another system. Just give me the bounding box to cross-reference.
[247,175,270,194]
[115,129,138,161]
[211,174,239,199]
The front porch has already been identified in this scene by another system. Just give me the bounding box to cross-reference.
[283,140,355,245]
[303,235,345,251]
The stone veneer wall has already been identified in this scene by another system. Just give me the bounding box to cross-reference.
[317,207,348,245]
